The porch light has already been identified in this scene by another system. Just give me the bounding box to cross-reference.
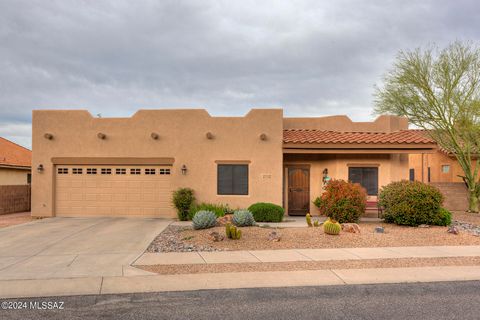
[206,132,214,140]
[181,165,188,175]
[260,133,267,141]
[37,164,44,173]
[44,133,53,140]
[151,132,159,140]
[97,133,106,139]
[322,168,330,184]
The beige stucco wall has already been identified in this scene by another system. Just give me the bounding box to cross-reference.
[284,153,409,215]
[0,168,30,185]
[409,150,474,183]
[32,109,284,217]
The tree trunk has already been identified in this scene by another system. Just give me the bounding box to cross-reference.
[468,189,479,212]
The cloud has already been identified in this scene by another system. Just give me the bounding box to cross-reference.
[1,0,479,148]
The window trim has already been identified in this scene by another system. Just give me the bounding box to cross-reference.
[348,166,379,196]
[217,164,249,196]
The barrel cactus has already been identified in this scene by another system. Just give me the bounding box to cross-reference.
[232,210,255,227]
[192,210,217,230]
[225,223,242,240]
[323,218,341,235]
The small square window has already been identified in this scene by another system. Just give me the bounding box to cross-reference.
[87,168,97,175]
[145,168,156,175]
[116,168,126,175]
[57,168,68,174]
[101,168,112,175]
[442,165,450,173]
[130,168,141,175]
[72,168,83,174]
[159,168,171,175]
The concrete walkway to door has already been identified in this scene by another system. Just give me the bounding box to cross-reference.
[0,217,171,280]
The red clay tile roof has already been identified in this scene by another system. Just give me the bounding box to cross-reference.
[0,137,31,168]
[283,129,435,145]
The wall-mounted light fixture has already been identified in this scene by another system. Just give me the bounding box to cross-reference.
[44,133,53,140]
[260,133,267,141]
[206,132,214,140]
[97,133,106,140]
[181,165,188,175]
[37,164,44,173]
[151,132,159,140]
[322,168,330,184]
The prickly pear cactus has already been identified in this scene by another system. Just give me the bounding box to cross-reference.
[306,213,312,227]
[323,218,341,235]
[192,210,217,230]
[232,210,255,227]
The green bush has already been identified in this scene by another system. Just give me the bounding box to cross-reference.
[379,180,445,226]
[247,202,284,222]
[188,202,228,220]
[172,188,195,221]
[313,179,367,223]
[435,207,452,226]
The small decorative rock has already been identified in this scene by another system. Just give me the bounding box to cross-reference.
[208,231,225,242]
[268,231,281,242]
[447,226,459,235]
[374,226,384,234]
[341,223,361,233]
[418,224,430,228]
[217,215,233,226]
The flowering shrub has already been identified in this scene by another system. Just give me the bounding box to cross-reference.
[313,179,367,223]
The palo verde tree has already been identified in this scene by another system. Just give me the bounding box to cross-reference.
[374,41,480,212]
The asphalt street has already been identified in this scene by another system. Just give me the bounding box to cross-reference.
[1,281,480,320]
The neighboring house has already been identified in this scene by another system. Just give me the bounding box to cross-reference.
[0,137,31,185]
[31,109,436,218]
[409,148,476,183]
[409,147,473,211]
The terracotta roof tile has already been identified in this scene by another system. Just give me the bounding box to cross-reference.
[283,129,435,145]
[0,137,31,168]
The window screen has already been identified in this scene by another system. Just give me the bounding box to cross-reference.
[348,167,378,196]
[217,164,248,195]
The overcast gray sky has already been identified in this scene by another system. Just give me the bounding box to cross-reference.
[1,0,479,148]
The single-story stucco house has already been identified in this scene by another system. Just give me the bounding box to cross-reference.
[31,109,437,218]
[0,137,31,185]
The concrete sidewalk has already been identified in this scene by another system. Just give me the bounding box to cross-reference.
[2,265,480,298]
[134,245,480,266]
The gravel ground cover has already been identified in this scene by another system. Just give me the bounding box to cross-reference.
[137,256,480,275]
[146,221,480,253]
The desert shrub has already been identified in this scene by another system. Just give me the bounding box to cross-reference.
[192,210,217,230]
[379,180,445,226]
[247,202,284,222]
[434,207,452,226]
[172,188,195,221]
[313,179,367,223]
[232,210,255,226]
[188,202,228,220]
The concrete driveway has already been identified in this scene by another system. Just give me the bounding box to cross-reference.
[0,217,170,280]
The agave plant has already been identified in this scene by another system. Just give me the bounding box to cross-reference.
[192,210,217,230]
[232,210,255,227]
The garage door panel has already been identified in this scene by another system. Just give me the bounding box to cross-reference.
[55,165,173,217]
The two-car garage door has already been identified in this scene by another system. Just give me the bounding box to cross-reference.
[55,165,172,217]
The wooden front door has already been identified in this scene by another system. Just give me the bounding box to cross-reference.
[287,166,310,216]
